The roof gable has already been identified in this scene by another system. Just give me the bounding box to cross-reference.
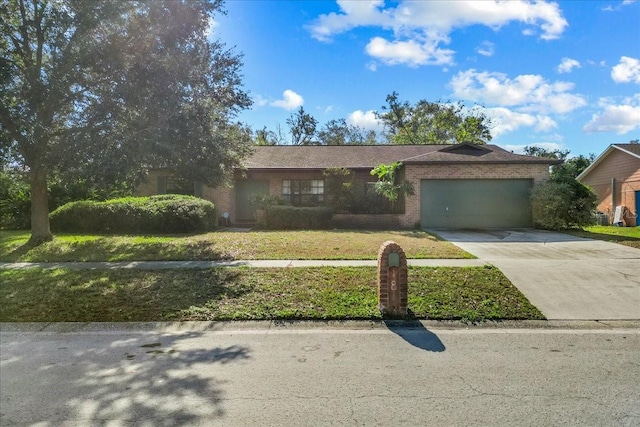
[438,143,491,156]
[576,144,640,182]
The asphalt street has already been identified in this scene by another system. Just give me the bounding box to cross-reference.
[1,322,639,426]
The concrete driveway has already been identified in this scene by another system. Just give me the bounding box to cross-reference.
[430,229,640,321]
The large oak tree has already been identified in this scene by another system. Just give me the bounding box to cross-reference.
[1,0,252,244]
[376,92,493,145]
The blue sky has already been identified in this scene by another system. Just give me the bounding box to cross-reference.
[214,0,640,156]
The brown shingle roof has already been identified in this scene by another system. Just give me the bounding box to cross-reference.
[243,144,561,169]
[614,143,640,157]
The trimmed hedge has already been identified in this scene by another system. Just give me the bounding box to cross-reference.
[265,206,334,230]
[50,195,217,234]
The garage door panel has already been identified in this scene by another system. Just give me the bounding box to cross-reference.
[421,179,532,228]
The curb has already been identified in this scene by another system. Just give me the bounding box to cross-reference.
[2,319,639,333]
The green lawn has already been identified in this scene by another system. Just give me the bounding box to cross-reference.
[565,225,640,249]
[0,266,543,322]
[0,230,473,262]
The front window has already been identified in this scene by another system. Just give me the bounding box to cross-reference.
[157,176,202,197]
[165,176,194,195]
[282,179,324,206]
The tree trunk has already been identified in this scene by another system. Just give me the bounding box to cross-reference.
[28,165,53,245]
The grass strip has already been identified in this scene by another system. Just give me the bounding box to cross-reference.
[0,266,543,322]
[564,225,640,249]
[0,230,472,262]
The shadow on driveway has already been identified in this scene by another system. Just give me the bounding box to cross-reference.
[427,228,589,243]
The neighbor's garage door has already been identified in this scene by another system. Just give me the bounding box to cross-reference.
[420,179,533,229]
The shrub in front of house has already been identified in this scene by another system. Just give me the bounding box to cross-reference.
[50,195,217,233]
[265,206,334,229]
[531,180,596,230]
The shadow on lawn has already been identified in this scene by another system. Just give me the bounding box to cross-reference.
[0,234,230,262]
[572,230,640,242]
[1,241,38,262]
[564,229,640,249]
[384,318,446,353]
[0,268,251,322]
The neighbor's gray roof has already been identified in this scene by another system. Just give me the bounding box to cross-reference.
[243,144,562,170]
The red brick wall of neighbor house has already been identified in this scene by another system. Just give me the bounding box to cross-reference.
[401,163,552,228]
[580,149,640,224]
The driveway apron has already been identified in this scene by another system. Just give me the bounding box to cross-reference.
[430,229,640,321]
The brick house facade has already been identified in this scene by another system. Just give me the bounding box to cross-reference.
[135,144,559,229]
[577,143,640,226]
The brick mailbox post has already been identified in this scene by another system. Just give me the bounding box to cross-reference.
[377,241,408,316]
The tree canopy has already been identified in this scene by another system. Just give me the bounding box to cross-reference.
[376,92,493,145]
[1,0,252,243]
[523,146,594,179]
[286,106,318,145]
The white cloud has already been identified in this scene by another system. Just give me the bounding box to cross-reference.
[307,0,389,43]
[205,17,219,38]
[253,94,269,107]
[450,69,587,114]
[347,110,382,131]
[270,90,304,110]
[583,96,640,134]
[487,107,557,137]
[557,57,580,74]
[476,41,495,57]
[535,115,559,131]
[611,56,640,83]
[365,36,454,67]
[603,0,637,11]
[308,1,567,67]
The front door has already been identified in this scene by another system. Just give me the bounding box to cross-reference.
[235,180,269,222]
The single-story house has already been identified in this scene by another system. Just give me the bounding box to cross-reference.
[135,143,561,229]
[576,143,640,226]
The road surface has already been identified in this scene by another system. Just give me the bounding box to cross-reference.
[1,322,639,426]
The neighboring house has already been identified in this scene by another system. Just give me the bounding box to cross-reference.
[135,144,560,229]
[576,143,640,226]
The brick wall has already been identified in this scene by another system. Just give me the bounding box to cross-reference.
[400,163,551,228]
[377,240,408,315]
[580,150,640,224]
[136,163,552,228]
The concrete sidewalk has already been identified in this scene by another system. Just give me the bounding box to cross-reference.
[0,258,485,270]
